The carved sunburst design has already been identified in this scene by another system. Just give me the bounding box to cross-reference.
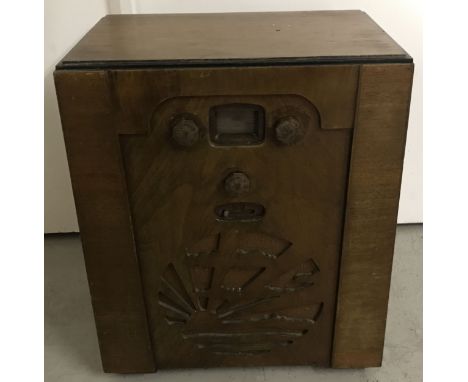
[158,231,323,356]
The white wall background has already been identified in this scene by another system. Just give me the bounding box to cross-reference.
[44,0,422,233]
[45,0,109,233]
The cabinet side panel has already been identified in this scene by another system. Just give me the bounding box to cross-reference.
[332,64,414,368]
[54,71,156,373]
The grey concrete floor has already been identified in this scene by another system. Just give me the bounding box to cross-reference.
[45,225,422,382]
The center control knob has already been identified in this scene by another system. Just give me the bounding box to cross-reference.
[171,117,200,147]
[224,172,251,195]
[275,116,305,145]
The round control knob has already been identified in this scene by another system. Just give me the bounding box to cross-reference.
[171,117,200,147]
[275,116,305,145]
[224,172,251,195]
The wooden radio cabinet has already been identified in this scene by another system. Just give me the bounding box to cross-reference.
[54,11,413,373]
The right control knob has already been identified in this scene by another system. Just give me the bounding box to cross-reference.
[274,116,305,145]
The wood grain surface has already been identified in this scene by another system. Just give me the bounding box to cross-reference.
[58,11,411,69]
[109,65,359,134]
[332,63,414,368]
[54,54,413,370]
[120,90,353,367]
[54,71,156,373]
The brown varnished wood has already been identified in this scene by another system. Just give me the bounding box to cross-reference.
[54,64,359,372]
[54,71,156,373]
[54,12,414,372]
[332,63,414,368]
[110,65,359,134]
[58,11,411,69]
[120,89,353,367]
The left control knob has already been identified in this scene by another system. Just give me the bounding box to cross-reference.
[171,117,200,147]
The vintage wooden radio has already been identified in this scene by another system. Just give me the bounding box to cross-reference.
[54,11,413,373]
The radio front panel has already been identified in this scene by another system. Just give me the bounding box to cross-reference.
[120,90,353,368]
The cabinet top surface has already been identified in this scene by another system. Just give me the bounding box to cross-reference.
[57,11,411,70]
